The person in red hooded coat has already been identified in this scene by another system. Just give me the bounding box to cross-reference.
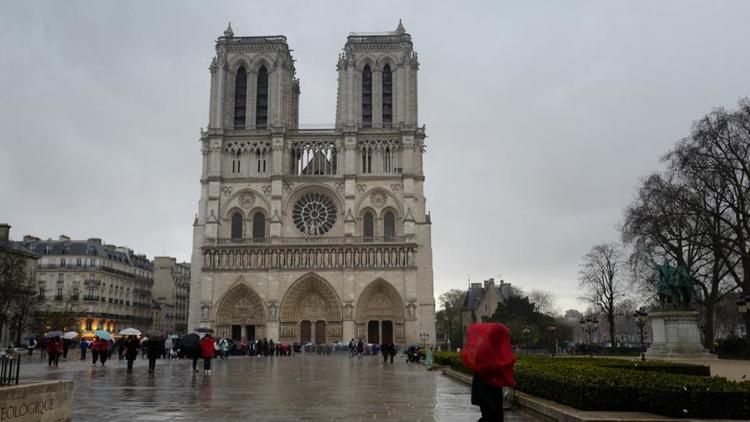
[461,323,516,422]
[199,334,215,374]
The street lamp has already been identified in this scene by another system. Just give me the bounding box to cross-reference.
[579,317,598,358]
[633,307,648,361]
[547,325,557,356]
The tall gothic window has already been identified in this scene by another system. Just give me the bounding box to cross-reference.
[256,66,269,129]
[382,64,392,127]
[362,65,372,128]
[232,150,241,174]
[234,67,247,129]
[231,212,243,240]
[363,211,374,241]
[383,211,395,241]
[252,213,265,240]
[361,145,372,174]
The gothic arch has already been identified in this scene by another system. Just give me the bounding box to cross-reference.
[279,273,343,322]
[221,188,271,220]
[228,56,252,73]
[282,183,345,218]
[354,188,403,217]
[355,279,405,323]
[214,280,267,337]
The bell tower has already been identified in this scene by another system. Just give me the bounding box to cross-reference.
[335,20,419,130]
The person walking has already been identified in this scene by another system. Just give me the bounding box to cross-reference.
[27,337,37,357]
[46,336,61,367]
[62,338,69,359]
[146,337,164,374]
[348,338,355,358]
[164,337,173,360]
[91,337,100,365]
[117,338,126,361]
[79,339,89,360]
[220,338,230,360]
[388,342,396,363]
[96,337,110,366]
[461,323,516,422]
[356,339,364,360]
[381,341,389,364]
[200,334,215,375]
[125,336,139,373]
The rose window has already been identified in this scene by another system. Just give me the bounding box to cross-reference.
[292,192,337,236]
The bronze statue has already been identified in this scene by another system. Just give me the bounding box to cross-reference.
[655,263,693,309]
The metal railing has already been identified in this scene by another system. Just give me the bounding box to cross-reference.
[0,350,20,386]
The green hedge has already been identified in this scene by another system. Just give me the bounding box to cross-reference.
[439,354,748,419]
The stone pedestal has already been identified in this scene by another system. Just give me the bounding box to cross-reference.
[645,311,716,359]
[0,381,73,421]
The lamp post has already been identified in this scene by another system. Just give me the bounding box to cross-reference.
[547,325,557,356]
[579,317,598,358]
[419,332,430,349]
[634,307,648,361]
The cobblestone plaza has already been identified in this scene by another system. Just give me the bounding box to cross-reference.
[22,353,535,421]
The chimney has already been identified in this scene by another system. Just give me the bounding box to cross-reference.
[23,235,40,242]
[87,238,102,245]
[0,224,10,241]
[59,234,71,241]
[483,278,495,288]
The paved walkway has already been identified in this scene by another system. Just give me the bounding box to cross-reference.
[20,353,537,421]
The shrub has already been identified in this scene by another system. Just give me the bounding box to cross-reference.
[717,337,747,358]
[442,355,747,419]
[433,351,459,366]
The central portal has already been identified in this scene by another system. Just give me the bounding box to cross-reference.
[279,273,343,344]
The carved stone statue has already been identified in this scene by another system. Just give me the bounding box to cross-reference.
[655,263,693,309]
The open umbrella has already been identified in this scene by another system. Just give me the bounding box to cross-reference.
[63,331,79,340]
[194,327,214,334]
[119,328,142,336]
[94,330,112,341]
[44,330,64,338]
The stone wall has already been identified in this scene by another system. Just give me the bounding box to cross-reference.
[0,381,72,422]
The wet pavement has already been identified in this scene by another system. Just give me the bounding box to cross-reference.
[20,352,538,421]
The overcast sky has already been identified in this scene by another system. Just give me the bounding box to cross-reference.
[1,1,749,313]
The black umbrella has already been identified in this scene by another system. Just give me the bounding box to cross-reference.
[194,327,214,334]
[44,330,64,338]
[180,334,200,353]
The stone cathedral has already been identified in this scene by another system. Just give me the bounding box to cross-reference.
[188,21,435,347]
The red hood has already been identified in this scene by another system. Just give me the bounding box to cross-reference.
[460,323,516,387]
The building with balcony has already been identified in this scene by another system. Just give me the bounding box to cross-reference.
[189,22,436,346]
[17,234,154,336]
[152,257,190,333]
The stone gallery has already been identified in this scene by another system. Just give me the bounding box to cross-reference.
[188,22,436,346]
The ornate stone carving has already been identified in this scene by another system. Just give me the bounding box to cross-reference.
[262,185,272,196]
[268,302,278,321]
[335,182,344,193]
[356,184,367,193]
[343,302,354,320]
[239,192,255,209]
[370,190,387,209]
[221,186,233,196]
[201,302,212,320]
[283,182,293,193]
[406,301,417,320]
[390,184,402,192]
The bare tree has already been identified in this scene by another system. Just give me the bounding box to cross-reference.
[0,252,38,345]
[666,100,750,319]
[579,243,628,352]
[529,289,558,316]
[622,171,737,349]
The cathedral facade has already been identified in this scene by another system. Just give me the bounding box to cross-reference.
[188,22,435,346]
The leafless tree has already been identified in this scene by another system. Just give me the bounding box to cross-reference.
[622,171,738,349]
[579,243,628,352]
[529,289,558,317]
[0,252,39,345]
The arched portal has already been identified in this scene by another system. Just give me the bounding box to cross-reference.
[214,281,266,341]
[279,273,343,344]
[355,279,405,344]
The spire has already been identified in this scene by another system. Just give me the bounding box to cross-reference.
[395,19,405,34]
[223,22,234,38]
